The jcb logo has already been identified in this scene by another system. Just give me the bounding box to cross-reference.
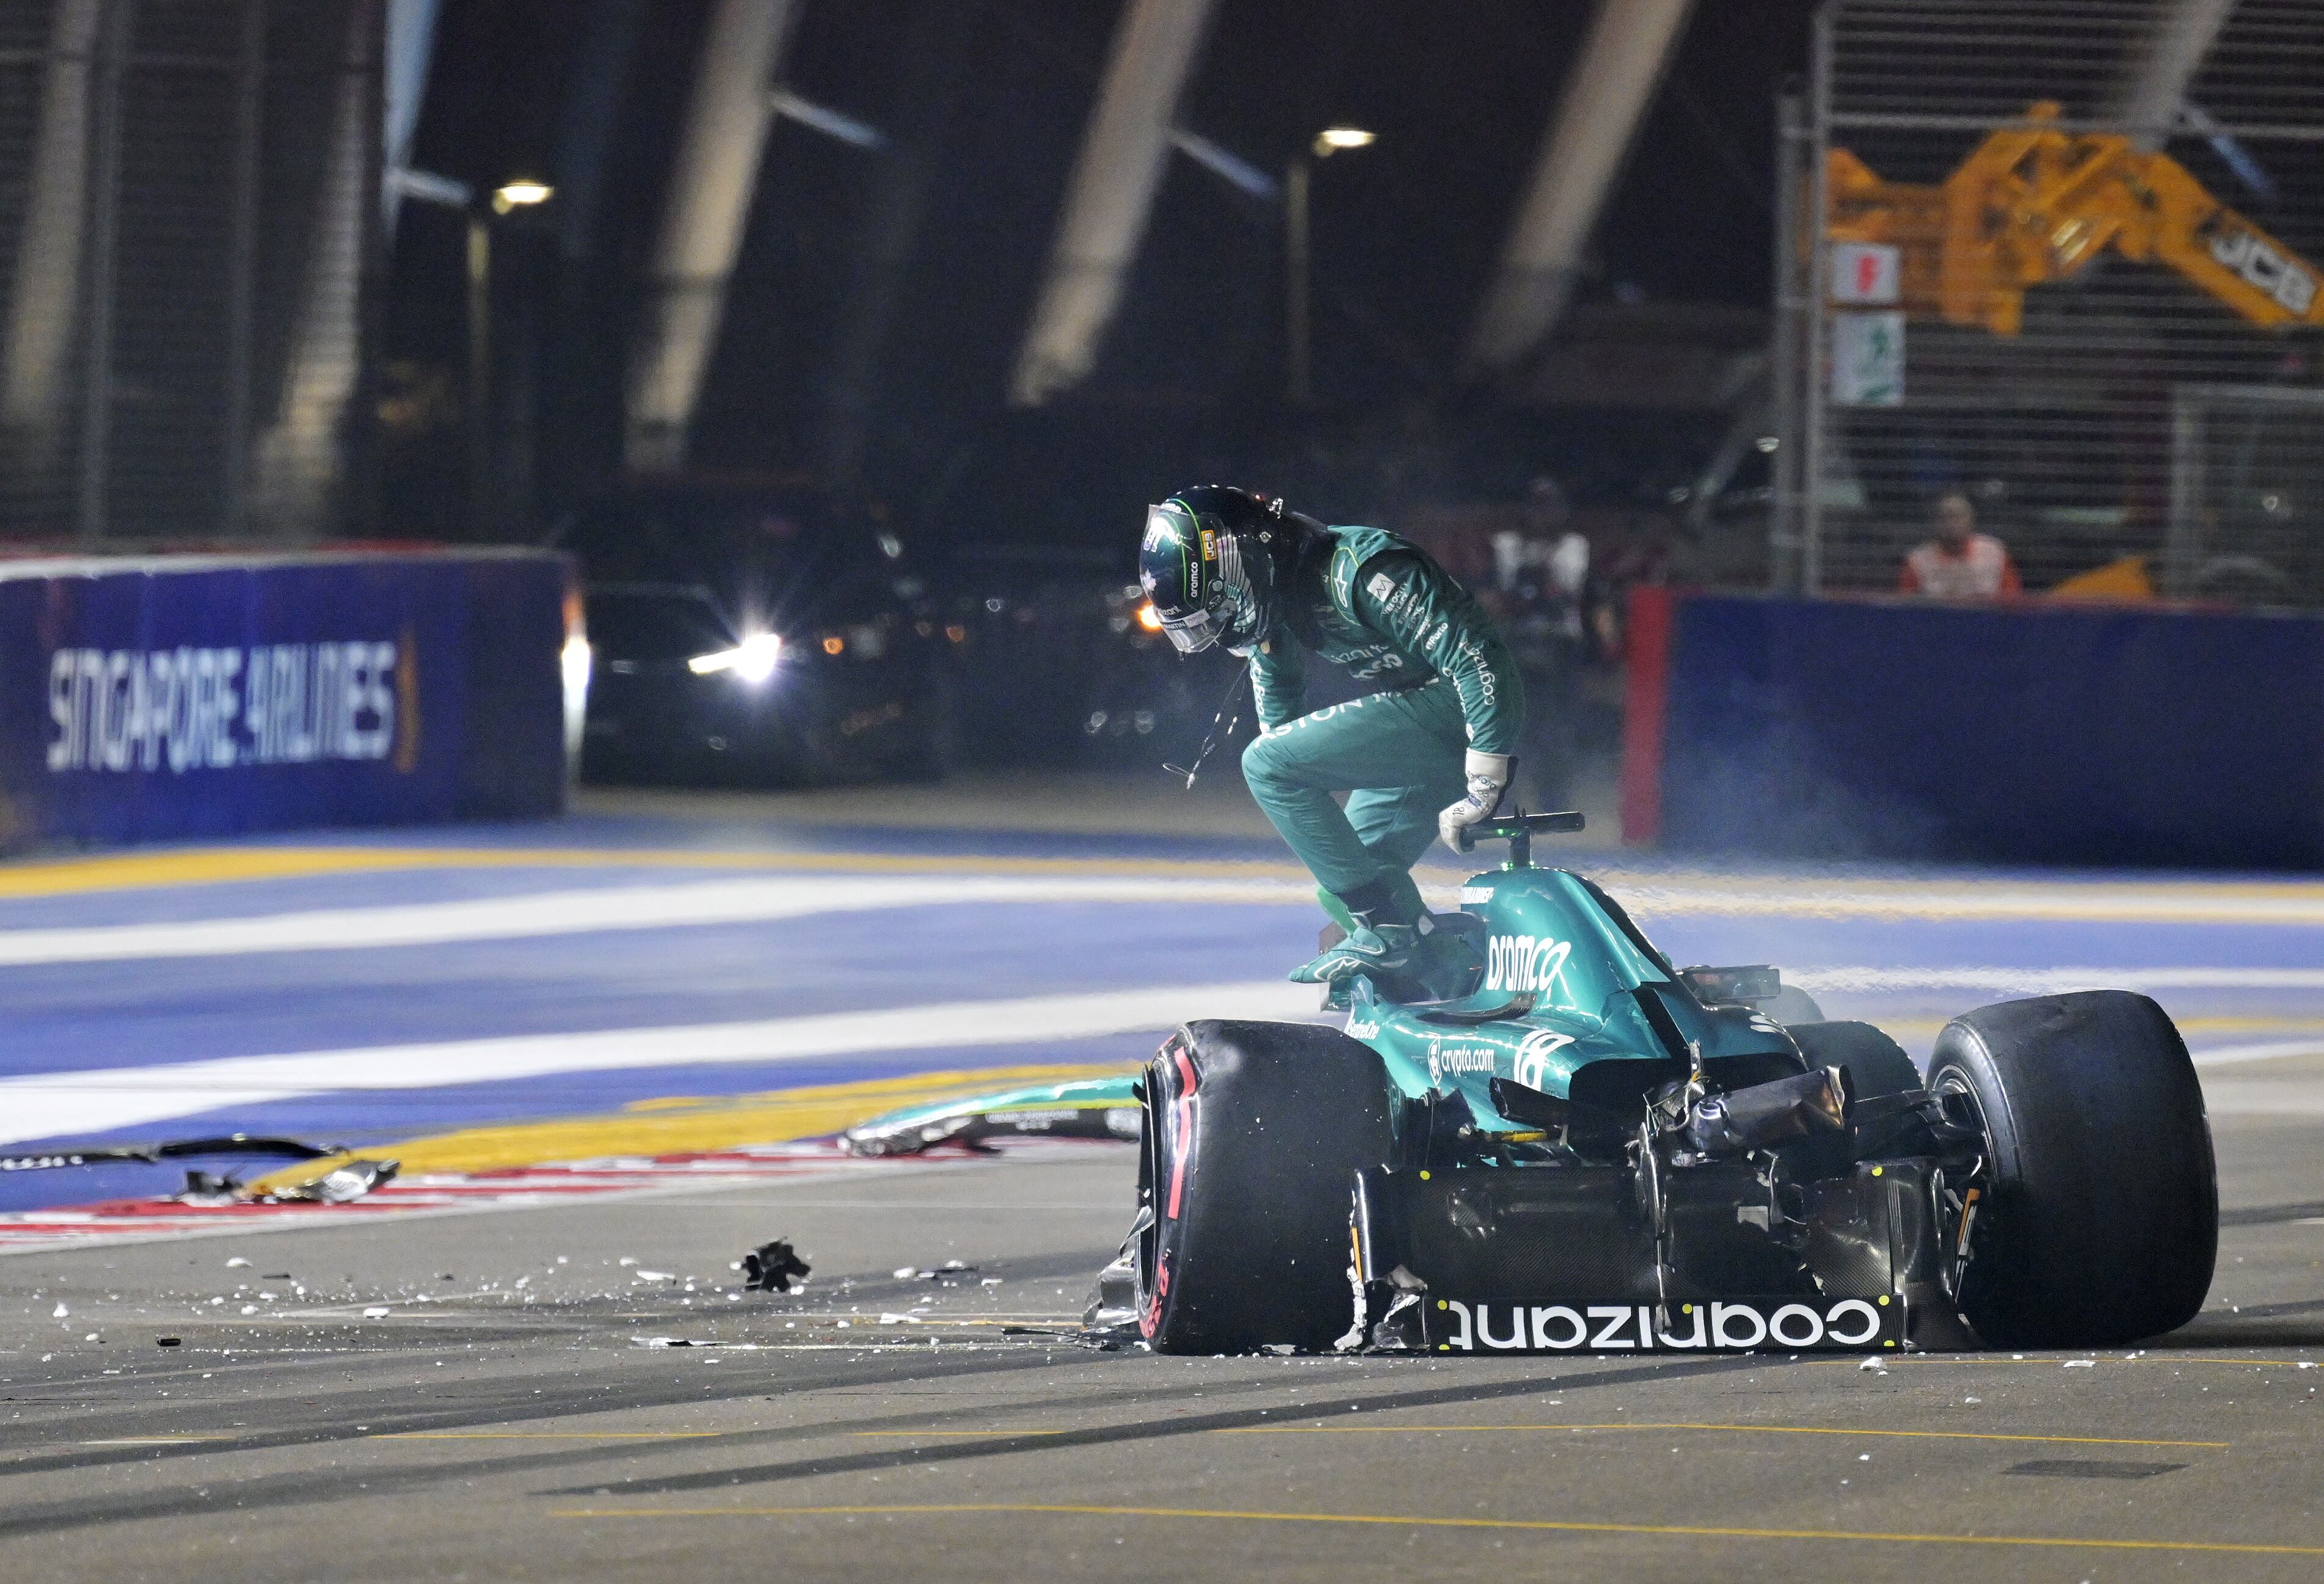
[2208,222,2317,315]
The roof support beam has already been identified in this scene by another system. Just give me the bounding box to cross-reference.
[382,0,443,238]
[247,0,381,539]
[2112,0,2238,148]
[1010,0,1219,407]
[1463,0,1696,379]
[1,0,104,442]
[624,0,801,472]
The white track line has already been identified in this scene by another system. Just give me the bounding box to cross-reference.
[2186,1039,2324,1069]
[1614,879,2324,926]
[0,979,1327,1147]
[1791,966,2324,996]
[0,874,1305,966]
[8,870,2324,968]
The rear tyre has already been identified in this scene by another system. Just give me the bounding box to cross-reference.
[1791,1020,1921,1100]
[1765,985,1826,1027]
[1929,991,2216,1348]
[1136,1020,1393,1353]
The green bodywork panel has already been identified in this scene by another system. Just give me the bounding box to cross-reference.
[842,865,1791,1150]
[1248,525,1523,755]
[1344,866,1793,1129]
[842,1076,1140,1137]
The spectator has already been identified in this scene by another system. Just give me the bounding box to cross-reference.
[1900,491,2020,599]
[1490,476,1592,808]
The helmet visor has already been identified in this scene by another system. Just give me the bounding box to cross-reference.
[1159,606,1221,654]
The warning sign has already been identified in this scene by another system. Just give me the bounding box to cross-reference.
[1830,242,1901,305]
[1831,311,1906,406]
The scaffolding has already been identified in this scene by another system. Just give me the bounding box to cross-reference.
[1774,0,2324,602]
[0,0,382,542]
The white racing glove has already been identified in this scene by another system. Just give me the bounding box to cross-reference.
[1438,750,1513,853]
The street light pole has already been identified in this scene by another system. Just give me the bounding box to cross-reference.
[465,179,553,538]
[466,210,492,536]
[1283,127,1373,409]
[1284,155,1311,407]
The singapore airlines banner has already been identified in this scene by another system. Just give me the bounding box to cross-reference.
[0,550,575,848]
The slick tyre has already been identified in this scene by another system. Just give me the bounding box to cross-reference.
[1765,985,1826,1027]
[1136,1020,1393,1353]
[1790,1020,1921,1100]
[1929,991,2217,1348]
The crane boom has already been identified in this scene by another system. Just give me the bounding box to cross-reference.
[1827,101,2322,336]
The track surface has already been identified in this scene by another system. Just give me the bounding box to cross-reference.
[3,781,2322,1579]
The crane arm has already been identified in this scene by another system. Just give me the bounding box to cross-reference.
[1827,102,2324,335]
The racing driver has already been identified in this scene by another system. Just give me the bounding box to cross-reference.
[1139,485,1524,995]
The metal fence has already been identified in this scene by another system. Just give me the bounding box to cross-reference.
[0,0,381,544]
[1774,0,2324,601]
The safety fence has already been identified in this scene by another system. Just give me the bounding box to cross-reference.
[1774,0,2324,602]
[1621,587,2324,867]
[1,547,577,849]
[0,0,381,544]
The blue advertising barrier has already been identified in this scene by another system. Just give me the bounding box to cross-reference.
[1624,590,2324,867]
[0,549,576,849]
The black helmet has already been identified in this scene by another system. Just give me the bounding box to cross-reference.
[1139,486,1284,655]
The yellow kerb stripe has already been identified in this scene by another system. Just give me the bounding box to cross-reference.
[246,1062,1135,1188]
[0,845,1307,899]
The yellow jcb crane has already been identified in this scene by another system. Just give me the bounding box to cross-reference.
[1826,100,2323,335]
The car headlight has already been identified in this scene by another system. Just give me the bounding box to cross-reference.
[688,632,782,682]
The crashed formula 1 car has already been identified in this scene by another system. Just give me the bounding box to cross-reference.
[1091,812,2217,1356]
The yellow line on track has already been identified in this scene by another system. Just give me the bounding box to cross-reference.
[547,1503,2324,1557]
[1813,1355,2320,1368]
[853,1431,1068,1437]
[1215,1423,2226,1448]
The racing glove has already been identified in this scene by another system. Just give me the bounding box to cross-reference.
[1438,750,1513,853]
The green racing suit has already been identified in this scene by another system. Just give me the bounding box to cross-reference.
[1238,524,1524,930]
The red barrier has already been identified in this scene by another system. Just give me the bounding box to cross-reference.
[1617,585,1674,844]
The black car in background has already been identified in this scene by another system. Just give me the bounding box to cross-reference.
[554,483,951,786]
[555,480,1247,781]
[938,544,1233,774]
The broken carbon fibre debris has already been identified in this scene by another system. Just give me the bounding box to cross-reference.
[0,1134,348,1173]
[631,1336,767,1349]
[840,1076,1142,1156]
[891,1259,978,1282]
[180,1158,399,1205]
[0,1131,399,1206]
[738,1239,811,1293]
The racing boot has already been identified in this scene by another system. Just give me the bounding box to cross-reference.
[1292,874,1482,1002]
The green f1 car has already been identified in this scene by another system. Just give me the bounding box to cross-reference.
[1070,812,2217,1356]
